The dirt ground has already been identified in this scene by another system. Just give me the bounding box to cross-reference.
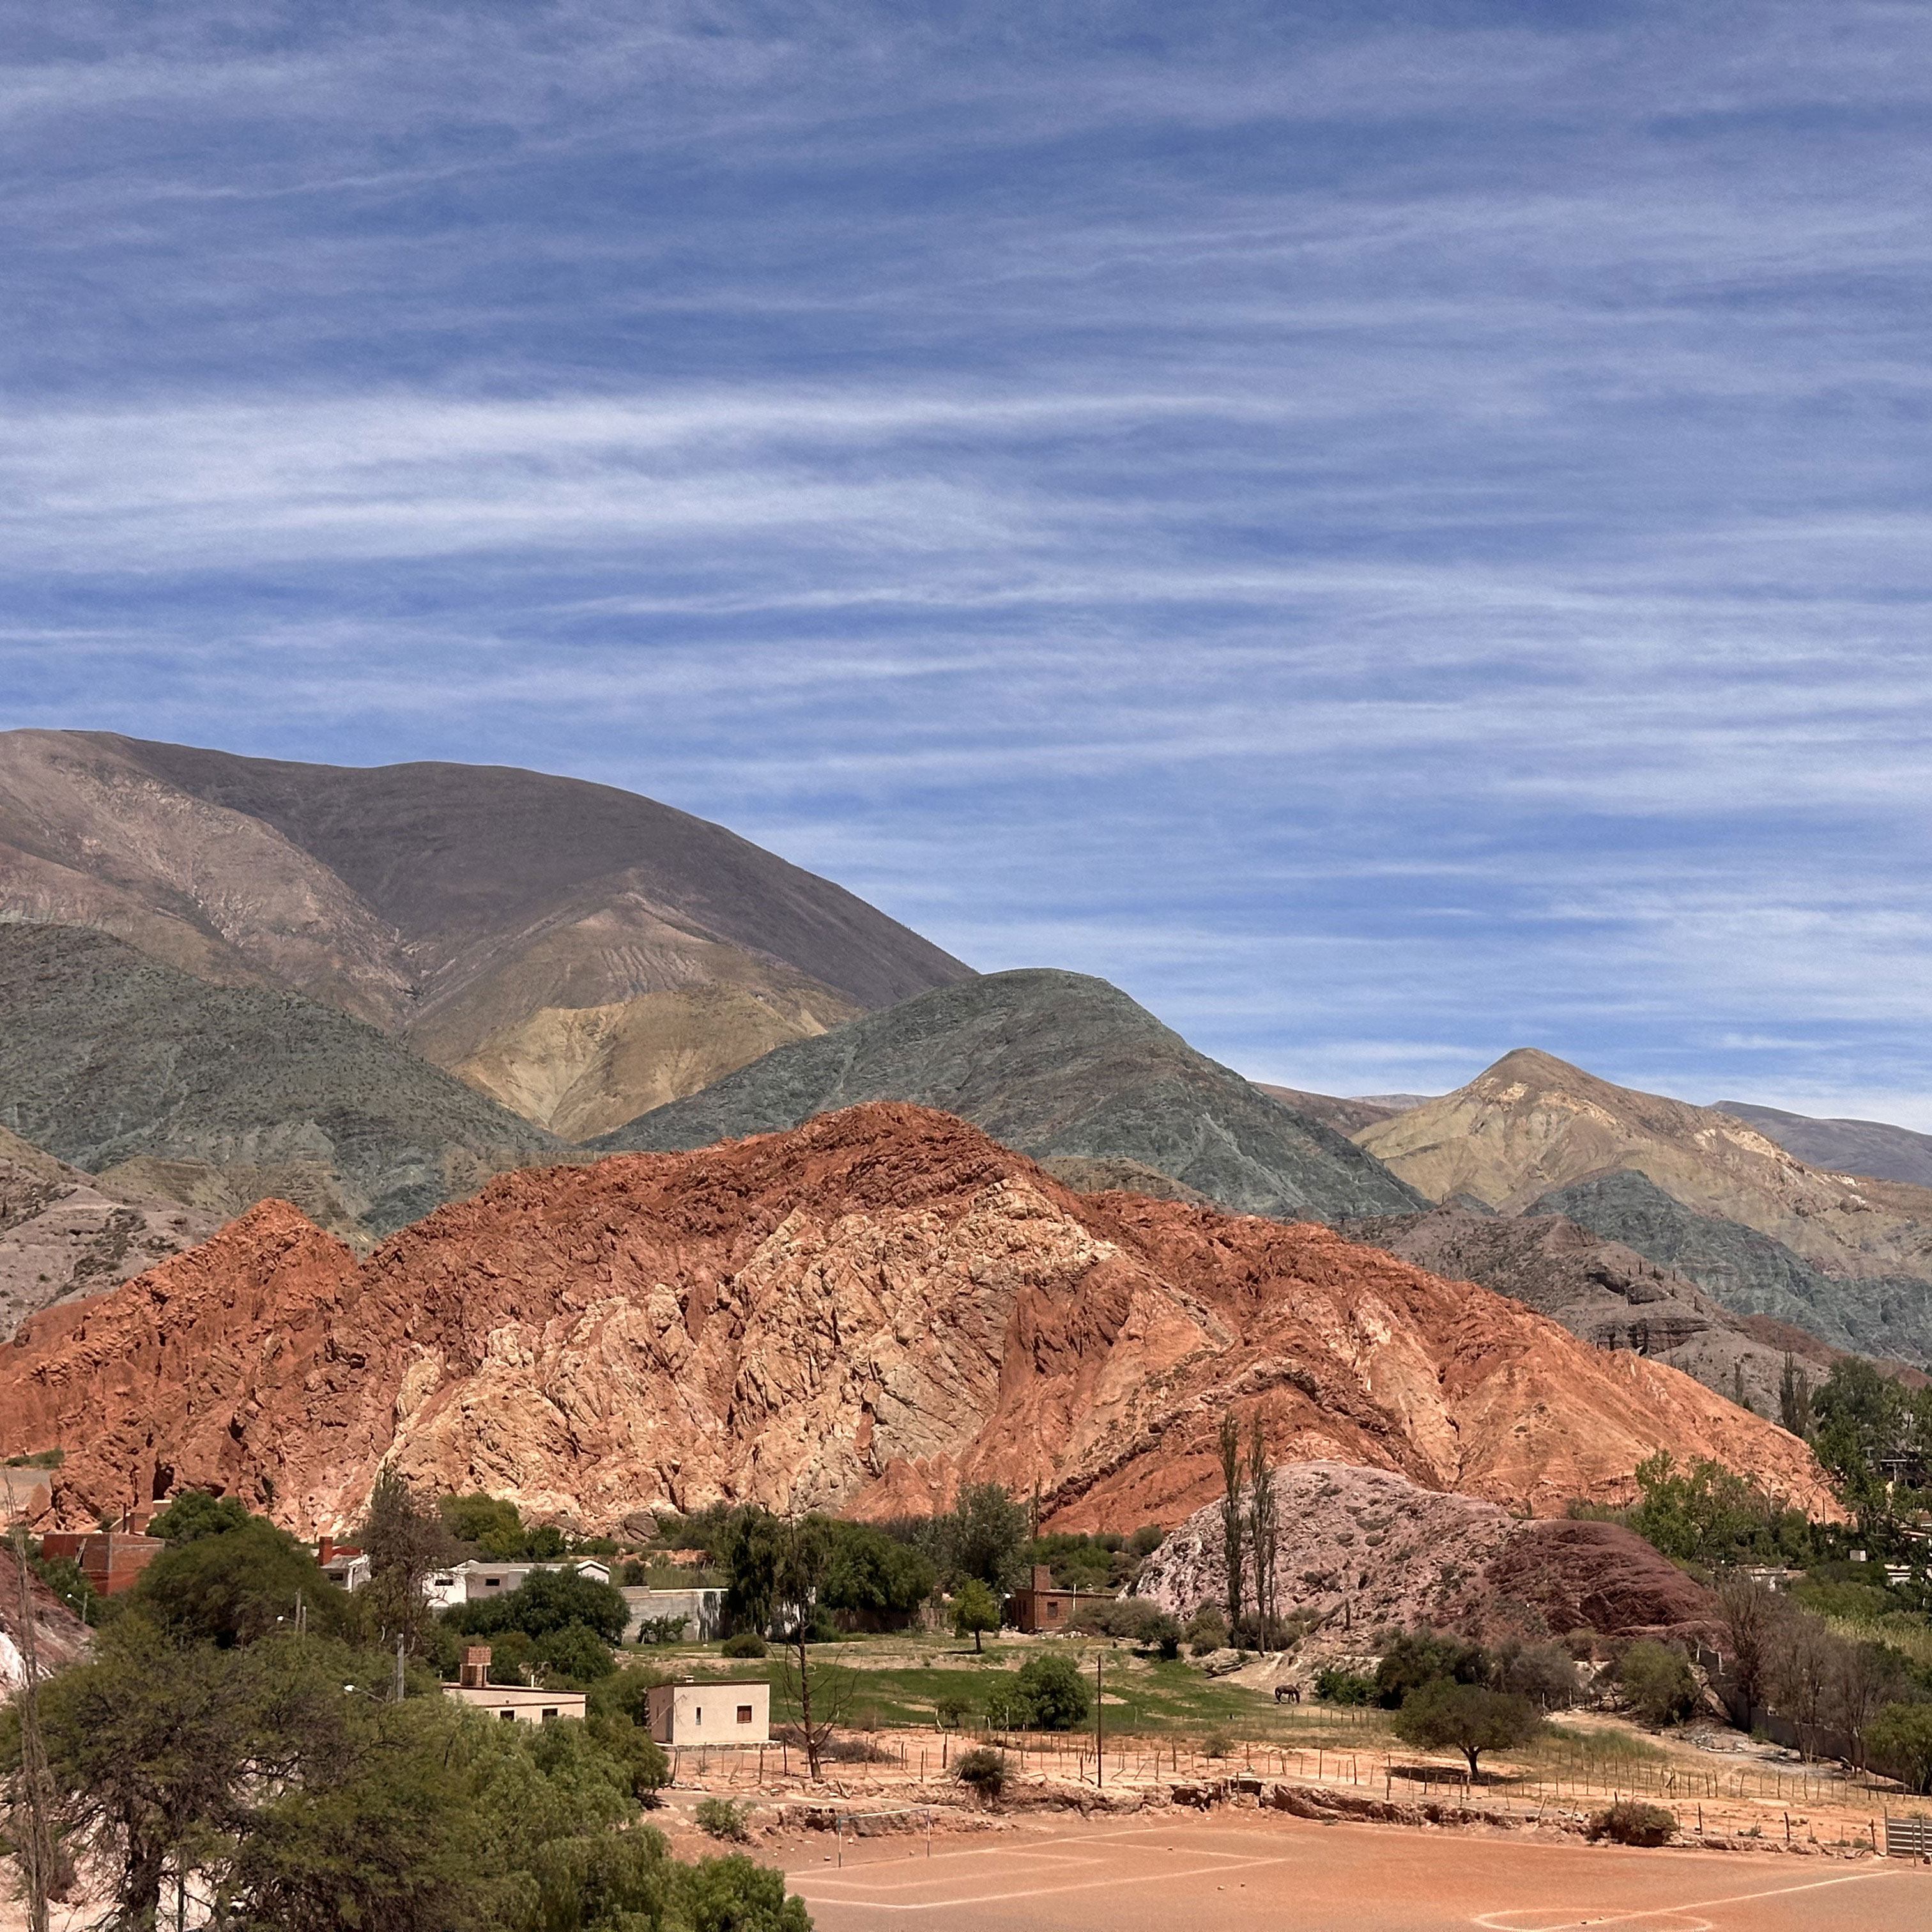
[766,1811,1932,1932]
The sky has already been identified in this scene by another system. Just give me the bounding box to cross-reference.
[5,3,1932,1122]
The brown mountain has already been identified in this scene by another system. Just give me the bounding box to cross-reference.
[0,730,970,1133]
[1715,1101,1932,1190]
[0,1123,225,1342]
[0,1104,1829,1538]
[1354,1048,1932,1283]
[1253,1084,1406,1136]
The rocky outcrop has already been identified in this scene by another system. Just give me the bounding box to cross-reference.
[1354,1049,1932,1284]
[0,1558,92,1689]
[594,970,1425,1224]
[0,1124,225,1342]
[0,1105,1832,1536]
[1335,1201,1813,1411]
[1135,1460,1717,1641]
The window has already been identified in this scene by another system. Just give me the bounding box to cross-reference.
[737,1705,753,1724]
[498,1710,517,1722]
[694,1708,703,1724]
[542,1708,559,1722]
[485,1577,502,1588]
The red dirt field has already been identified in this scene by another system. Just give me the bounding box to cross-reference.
[774,1813,1930,1932]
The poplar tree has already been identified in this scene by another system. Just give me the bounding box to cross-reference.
[1217,1411,1245,1636]
[1246,1410,1278,1651]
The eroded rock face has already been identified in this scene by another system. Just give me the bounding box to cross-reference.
[0,1105,1834,1536]
[1135,1460,1717,1641]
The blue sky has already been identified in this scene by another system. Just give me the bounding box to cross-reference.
[6,3,1932,1121]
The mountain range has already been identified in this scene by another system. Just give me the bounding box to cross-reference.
[0,730,970,1138]
[0,1104,1830,1536]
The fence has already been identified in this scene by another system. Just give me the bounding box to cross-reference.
[1885,1815,1931,1857]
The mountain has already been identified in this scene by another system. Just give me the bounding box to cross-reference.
[0,1124,226,1342]
[1715,1101,1932,1190]
[1336,1200,1811,1411]
[1354,1048,1932,1284]
[1252,1085,1406,1136]
[591,970,1426,1223]
[1527,1170,1932,1368]
[0,1103,1830,1536]
[0,730,972,1133]
[0,923,564,1241]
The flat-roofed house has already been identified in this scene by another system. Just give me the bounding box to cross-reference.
[1007,1565,1115,1633]
[424,1558,611,1609]
[645,1680,770,1747]
[441,1643,585,1726]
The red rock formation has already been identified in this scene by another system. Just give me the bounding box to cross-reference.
[0,1105,1833,1535]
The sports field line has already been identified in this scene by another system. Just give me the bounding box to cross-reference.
[784,1827,1273,1879]
[788,1852,1289,1910]
[1472,1863,1908,1931]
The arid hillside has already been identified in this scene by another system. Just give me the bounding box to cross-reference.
[0,1105,1828,1538]
[0,730,969,1131]
[1355,1048,1932,1282]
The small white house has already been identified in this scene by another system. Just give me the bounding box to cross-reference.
[445,1684,586,1726]
[645,1680,770,1747]
[424,1558,612,1610]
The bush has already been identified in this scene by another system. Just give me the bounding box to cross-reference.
[1498,1642,1581,1710]
[1588,1800,1676,1846]
[954,1747,1007,1802]
[694,1797,753,1842]
[532,1623,618,1686]
[934,1694,972,1729]
[134,1519,339,1648]
[1374,1630,1489,1709]
[443,1567,630,1646]
[1186,1605,1229,1656]
[147,1491,253,1544]
[683,1852,812,1932]
[1869,1703,1932,1793]
[721,1631,769,1659]
[1314,1669,1374,1706]
[1015,1652,1090,1731]
[1613,1640,1699,1728]
[1201,1728,1232,1758]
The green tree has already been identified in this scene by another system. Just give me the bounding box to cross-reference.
[1778,1353,1810,1438]
[438,1492,523,1555]
[719,1506,788,1637]
[949,1484,1029,1593]
[360,1466,463,1657]
[134,1518,340,1647]
[532,1624,618,1686]
[147,1490,252,1544]
[1374,1630,1489,1709]
[682,1851,813,1932]
[443,1567,630,1646]
[1218,1411,1245,1635]
[1245,1409,1278,1649]
[1869,1703,1932,1794]
[1391,1681,1541,1779]
[819,1521,936,1627]
[951,1579,1000,1653]
[1614,1640,1699,1727]
[1014,1652,1089,1731]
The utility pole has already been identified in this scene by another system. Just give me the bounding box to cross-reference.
[1095,1652,1103,1790]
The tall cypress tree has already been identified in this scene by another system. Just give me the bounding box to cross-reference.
[1218,1411,1245,1635]
[1245,1411,1277,1652]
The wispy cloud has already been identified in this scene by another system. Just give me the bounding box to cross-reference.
[4,1,1931,1117]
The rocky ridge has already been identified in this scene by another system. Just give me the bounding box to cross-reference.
[1134,1461,1717,1643]
[1713,1101,1932,1191]
[594,970,1425,1223]
[0,1104,1830,1537]
[1354,1048,1932,1285]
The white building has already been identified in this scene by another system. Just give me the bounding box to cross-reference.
[645,1679,771,1747]
[424,1558,612,1610]
[445,1683,586,1726]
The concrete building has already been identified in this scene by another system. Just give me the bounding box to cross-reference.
[38,1529,164,1597]
[621,1584,725,1643]
[645,1679,770,1747]
[316,1537,371,1592]
[441,1643,586,1725]
[424,1557,611,1609]
[1007,1565,1116,1634]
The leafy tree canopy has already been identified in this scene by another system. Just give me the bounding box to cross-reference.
[134,1517,341,1648]
[443,1566,630,1646]
[1391,1680,1541,1777]
[147,1489,253,1544]
[1013,1652,1090,1731]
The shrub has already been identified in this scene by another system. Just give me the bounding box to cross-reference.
[147,1491,252,1544]
[721,1631,769,1659]
[443,1567,630,1646]
[1374,1630,1489,1709]
[1870,1703,1932,1793]
[533,1623,618,1685]
[694,1797,752,1843]
[1201,1729,1232,1759]
[1015,1652,1090,1731]
[1314,1668,1374,1706]
[1613,1640,1699,1728]
[982,1687,1024,1730]
[954,1746,1007,1802]
[952,1579,1001,1652]
[1588,1800,1676,1846]
[1498,1642,1581,1710]
[633,1614,687,1646]
[934,1694,972,1729]
[1186,1604,1229,1656]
